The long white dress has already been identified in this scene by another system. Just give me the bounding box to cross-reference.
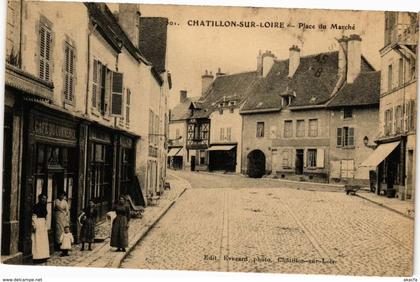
[31,215,50,259]
[60,233,74,250]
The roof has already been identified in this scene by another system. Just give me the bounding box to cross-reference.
[326,71,381,108]
[190,71,259,118]
[170,96,200,121]
[241,51,376,112]
[139,17,169,74]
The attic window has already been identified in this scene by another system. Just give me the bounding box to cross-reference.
[257,102,263,107]
[309,96,317,103]
[229,101,236,106]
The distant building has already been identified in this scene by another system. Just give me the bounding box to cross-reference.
[241,35,380,182]
[361,12,418,200]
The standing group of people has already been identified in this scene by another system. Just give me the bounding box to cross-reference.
[31,193,132,263]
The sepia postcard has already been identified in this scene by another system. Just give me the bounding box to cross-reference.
[1,0,418,279]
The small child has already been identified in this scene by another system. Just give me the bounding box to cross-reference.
[60,226,74,256]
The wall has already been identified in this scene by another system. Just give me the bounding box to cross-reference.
[329,107,379,183]
[209,108,242,173]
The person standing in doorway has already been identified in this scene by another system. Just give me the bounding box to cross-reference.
[110,196,130,252]
[32,194,50,263]
[54,192,70,249]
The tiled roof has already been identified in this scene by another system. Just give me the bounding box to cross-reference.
[241,51,376,112]
[170,97,200,121]
[139,17,168,73]
[326,71,380,108]
[190,71,259,118]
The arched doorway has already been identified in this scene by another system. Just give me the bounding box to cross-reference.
[247,150,266,178]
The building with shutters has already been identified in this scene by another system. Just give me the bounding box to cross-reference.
[240,36,380,182]
[360,12,418,200]
[2,1,170,263]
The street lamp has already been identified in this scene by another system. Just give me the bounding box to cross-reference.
[363,136,377,150]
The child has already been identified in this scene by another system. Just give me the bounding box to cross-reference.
[79,200,97,251]
[60,226,74,256]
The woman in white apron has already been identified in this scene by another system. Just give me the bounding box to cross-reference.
[32,194,50,263]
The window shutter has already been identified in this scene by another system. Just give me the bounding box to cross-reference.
[288,149,294,168]
[316,148,324,168]
[348,128,354,146]
[303,149,307,168]
[39,23,52,81]
[111,71,123,116]
[337,128,342,146]
[92,60,98,108]
[126,89,131,123]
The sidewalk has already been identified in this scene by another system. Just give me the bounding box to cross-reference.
[39,173,190,268]
[356,190,415,219]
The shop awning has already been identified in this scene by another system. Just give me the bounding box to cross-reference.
[168,147,182,157]
[359,141,400,167]
[208,145,236,151]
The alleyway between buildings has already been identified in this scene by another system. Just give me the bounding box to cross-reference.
[121,170,414,276]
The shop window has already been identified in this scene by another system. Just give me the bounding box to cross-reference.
[120,148,133,196]
[90,143,112,206]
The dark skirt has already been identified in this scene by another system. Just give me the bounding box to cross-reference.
[110,215,128,248]
[80,218,95,243]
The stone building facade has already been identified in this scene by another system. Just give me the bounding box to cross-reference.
[2,1,170,263]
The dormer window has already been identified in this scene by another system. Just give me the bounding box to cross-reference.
[282,96,291,107]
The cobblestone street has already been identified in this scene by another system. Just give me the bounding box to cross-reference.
[121,170,414,276]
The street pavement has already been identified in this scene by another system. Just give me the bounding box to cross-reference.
[121,170,414,276]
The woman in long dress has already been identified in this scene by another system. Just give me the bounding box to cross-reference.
[32,194,50,263]
[110,196,130,252]
[54,192,69,248]
[79,199,97,251]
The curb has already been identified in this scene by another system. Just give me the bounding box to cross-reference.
[111,185,188,268]
[355,193,414,220]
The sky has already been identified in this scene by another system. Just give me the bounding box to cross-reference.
[114,4,386,109]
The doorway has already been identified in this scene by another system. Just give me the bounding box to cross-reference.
[295,149,304,175]
[191,156,196,171]
[247,150,266,178]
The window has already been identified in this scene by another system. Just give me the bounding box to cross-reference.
[90,143,112,207]
[92,60,107,114]
[199,150,206,165]
[219,128,225,141]
[63,42,75,104]
[307,149,317,167]
[406,100,416,131]
[394,105,403,133]
[110,71,124,116]
[296,120,305,137]
[284,120,293,138]
[384,108,393,135]
[126,88,131,125]
[39,20,52,81]
[337,127,354,147]
[282,149,293,168]
[226,127,232,141]
[194,124,201,140]
[340,160,355,178]
[256,122,265,137]
[308,119,318,137]
[343,127,354,147]
[343,108,353,119]
[398,58,404,86]
[388,64,393,91]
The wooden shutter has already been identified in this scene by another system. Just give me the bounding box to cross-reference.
[111,71,123,116]
[337,128,342,146]
[92,60,98,108]
[348,128,354,146]
[330,160,341,178]
[39,23,52,81]
[64,44,75,102]
[316,148,324,168]
[126,89,131,123]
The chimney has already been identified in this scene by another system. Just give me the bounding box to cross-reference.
[201,70,214,95]
[216,67,226,77]
[288,45,301,77]
[337,36,348,78]
[257,50,263,76]
[346,34,362,83]
[262,50,276,77]
[180,90,188,103]
[118,4,141,48]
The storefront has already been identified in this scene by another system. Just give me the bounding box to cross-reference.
[20,106,79,257]
[208,144,237,172]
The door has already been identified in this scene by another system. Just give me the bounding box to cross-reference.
[247,150,266,178]
[295,149,304,175]
[191,156,196,171]
[406,150,414,200]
